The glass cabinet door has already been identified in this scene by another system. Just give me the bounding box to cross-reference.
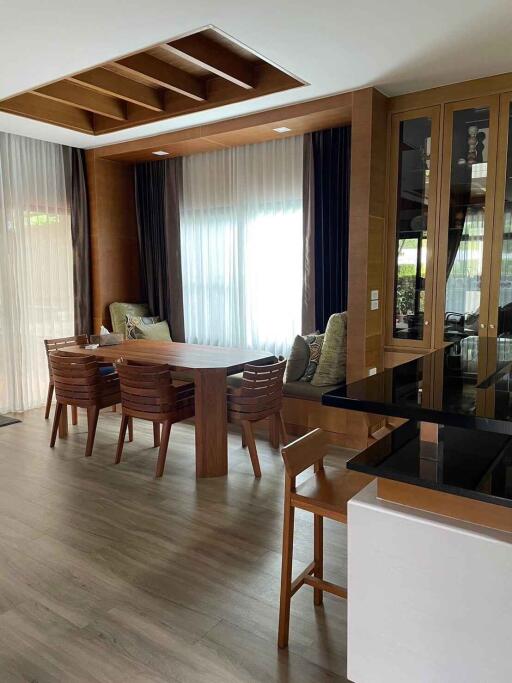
[387,108,440,348]
[486,94,512,376]
[436,97,499,378]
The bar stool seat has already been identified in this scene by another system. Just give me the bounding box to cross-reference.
[293,467,373,523]
[278,428,373,649]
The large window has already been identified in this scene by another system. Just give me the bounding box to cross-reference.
[180,136,304,356]
[0,134,74,412]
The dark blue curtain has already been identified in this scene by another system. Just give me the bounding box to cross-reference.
[312,126,351,331]
[134,158,185,341]
[135,161,169,322]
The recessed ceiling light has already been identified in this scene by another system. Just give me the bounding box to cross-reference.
[273,126,292,133]
[152,150,169,156]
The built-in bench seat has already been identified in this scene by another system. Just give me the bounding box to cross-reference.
[282,380,341,400]
[108,302,378,449]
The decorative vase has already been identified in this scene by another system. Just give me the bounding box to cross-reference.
[467,125,478,165]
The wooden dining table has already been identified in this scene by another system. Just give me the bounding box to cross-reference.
[63,340,275,478]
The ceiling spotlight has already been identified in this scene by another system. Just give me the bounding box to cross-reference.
[273,127,292,133]
[152,150,169,156]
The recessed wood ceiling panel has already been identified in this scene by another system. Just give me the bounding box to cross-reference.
[93,93,352,163]
[0,27,306,136]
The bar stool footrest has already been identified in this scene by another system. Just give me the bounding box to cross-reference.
[291,561,315,596]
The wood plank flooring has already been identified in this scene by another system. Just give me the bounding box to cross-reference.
[0,407,354,683]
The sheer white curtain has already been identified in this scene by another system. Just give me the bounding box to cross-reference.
[445,207,485,315]
[0,133,74,413]
[180,136,303,357]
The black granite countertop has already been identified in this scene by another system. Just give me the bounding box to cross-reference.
[345,420,512,508]
[321,338,512,507]
[322,340,512,435]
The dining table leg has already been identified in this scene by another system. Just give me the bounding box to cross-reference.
[194,368,228,477]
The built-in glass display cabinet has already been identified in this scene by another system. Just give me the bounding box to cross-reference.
[386,95,512,383]
[486,94,512,377]
[436,97,499,376]
[386,108,440,349]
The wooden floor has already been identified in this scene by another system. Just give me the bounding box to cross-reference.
[0,406,354,683]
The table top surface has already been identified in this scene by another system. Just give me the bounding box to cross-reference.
[64,340,275,373]
[322,338,512,435]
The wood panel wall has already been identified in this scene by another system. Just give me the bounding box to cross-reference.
[86,153,141,331]
[347,87,388,382]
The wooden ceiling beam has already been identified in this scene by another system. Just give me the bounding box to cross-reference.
[115,54,206,101]
[70,68,164,112]
[0,93,94,133]
[164,34,255,89]
[33,81,126,120]
[93,63,303,134]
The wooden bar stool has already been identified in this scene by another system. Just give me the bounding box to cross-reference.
[227,358,288,478]
[49,351,123,458]
[278,428,373,648]
[44,334,88,424]
[114,361,195,478]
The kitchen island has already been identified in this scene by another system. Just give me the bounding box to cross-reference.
[322,341,512,683]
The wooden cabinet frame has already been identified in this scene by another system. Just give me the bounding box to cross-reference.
[434,95,500,350]
[385,106,441,350]
[488,92,512,335]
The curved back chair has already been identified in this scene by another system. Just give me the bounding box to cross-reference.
[44,334,88,422]
[115,361,195,478]
[227,358,288,478]
[49,351,121,458]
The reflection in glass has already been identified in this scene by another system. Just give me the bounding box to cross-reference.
[393,117,431,340]
[444,107,490,347]
[497,104,512,338]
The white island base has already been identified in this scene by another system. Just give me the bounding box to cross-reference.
[348,480,512,683]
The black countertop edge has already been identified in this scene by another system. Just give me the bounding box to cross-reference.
[346,458,512,510]
[321,393,512,436]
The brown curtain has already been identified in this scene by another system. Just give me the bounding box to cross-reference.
[64,147,92,335]
[302,134,316,334]
[165,159,185,342]
[134,157,185,341]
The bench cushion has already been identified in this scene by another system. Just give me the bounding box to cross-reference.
[283,380,342,401]
[311,312,347,386]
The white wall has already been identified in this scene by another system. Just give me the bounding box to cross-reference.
[348,480,512,683]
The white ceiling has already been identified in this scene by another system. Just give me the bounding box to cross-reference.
[1,0,511,149]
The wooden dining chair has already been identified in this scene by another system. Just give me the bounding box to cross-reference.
[114,361,195,478]
[278,428,373,648]
[44,334,88,424]
[49,350,123,458]
[227,358,288,478]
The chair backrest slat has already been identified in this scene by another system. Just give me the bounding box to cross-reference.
[281,428,329,479]
[228,359,286,417]
[50,350,116,405]
[45,335,88,375]
[116,360,188,420]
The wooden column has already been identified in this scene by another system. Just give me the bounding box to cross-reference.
[347,87,388,382]
[86,152,141,332]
